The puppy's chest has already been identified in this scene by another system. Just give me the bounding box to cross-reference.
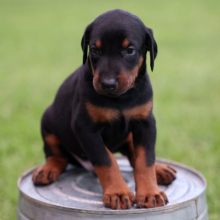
[85,100,152,123]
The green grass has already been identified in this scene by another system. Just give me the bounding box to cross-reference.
[0,0,220,219]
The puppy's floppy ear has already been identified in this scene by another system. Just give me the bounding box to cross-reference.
[145,27,158,71]
[81,23,93,65]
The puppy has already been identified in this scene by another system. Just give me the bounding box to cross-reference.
[32,9,176,209]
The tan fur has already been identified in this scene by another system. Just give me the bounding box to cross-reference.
[91,64,95,76]
[134,146,167,208]
[138,56,144,68]
[94,147,135,209]
[116,73,129,94]
[90,54,143,96]
[123,100,152,120]
[94,148,129,194]
[123,132,136,168]
[95,39,101,48]
[44,134,62,156]
[33,134,68,185]
[128,56,144,87]
[86,102,120,123]
[116,56,144,92]
[86,99,152,123]
[122,39,129,48]
[135,146,157,189]
[129,65,139,87]
[32,156,68,185]
[122,134,176,186]
[89,55,96,75]
[155,163,177,185]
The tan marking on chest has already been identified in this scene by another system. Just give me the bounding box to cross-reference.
[86,102,120,123]
[123,100,152,120]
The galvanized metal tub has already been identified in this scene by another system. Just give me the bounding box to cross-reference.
[17,157,208,220]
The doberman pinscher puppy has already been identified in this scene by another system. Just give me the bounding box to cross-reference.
[32,9,176,209]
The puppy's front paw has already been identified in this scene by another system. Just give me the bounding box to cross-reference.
[103,189,135,209]
[155,163,177,185]
[136,188,168,208]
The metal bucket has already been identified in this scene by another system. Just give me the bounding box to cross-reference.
[16,157,208,220]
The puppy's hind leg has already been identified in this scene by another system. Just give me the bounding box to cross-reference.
[155,163,177,185]
[32,135,68,186]
[32,108,68,186]
[119,132,136,169]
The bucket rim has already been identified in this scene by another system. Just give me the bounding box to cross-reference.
[17,157,207,215]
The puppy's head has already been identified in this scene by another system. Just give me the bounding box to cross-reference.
[81,9,157,97]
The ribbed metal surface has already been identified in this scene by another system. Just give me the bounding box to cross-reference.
[17,157,208,220]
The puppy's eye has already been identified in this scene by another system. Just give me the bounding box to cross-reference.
[90,47,99,54]
[126,47,135,55]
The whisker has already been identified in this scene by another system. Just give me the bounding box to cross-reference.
[136,76,149,87]
[133,87,140,96]
[128,88,135,98]
[85,81,93,85]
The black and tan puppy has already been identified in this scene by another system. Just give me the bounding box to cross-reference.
[32,9,176,209]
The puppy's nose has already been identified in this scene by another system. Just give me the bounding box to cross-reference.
[101,79,117,91]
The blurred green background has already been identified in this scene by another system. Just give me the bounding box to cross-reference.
[0,0,220,219]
